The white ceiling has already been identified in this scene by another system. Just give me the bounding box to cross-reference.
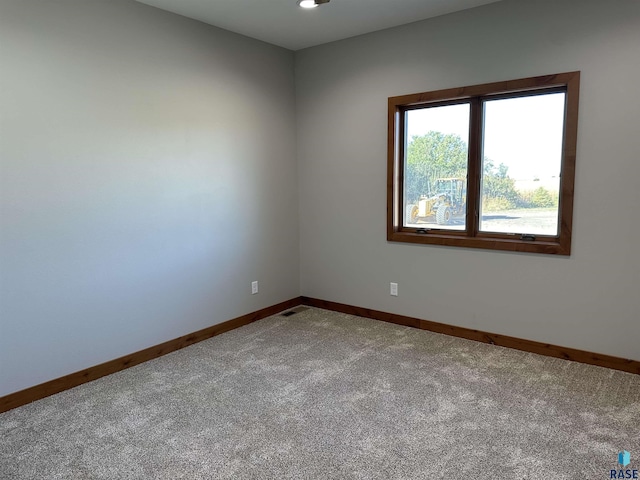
[135,0,504,51]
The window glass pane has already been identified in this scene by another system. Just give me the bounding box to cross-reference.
[480,92,565,236]
[404,104,469,231]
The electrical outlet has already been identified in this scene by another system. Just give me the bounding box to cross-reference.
[251,281,258,295]
[390,282,398,296]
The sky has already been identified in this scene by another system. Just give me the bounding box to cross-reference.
[405,92,566,180]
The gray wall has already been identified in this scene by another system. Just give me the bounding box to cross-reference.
[0,0,299,396]
[296,0,640,361]
[2,0,639,398]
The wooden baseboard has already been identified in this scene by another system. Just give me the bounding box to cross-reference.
[4,295,636,414]
[301,297,640,375]
[0,297,303,414]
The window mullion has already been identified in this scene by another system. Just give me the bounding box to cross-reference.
[466,97,482,237]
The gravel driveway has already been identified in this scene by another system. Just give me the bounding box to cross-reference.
[406,208,558,236]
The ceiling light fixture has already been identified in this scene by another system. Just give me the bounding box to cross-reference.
[297,0,330,9]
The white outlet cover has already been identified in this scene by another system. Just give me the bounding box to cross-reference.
[390,282,398,296]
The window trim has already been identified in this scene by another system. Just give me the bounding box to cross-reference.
[387,72,580,255]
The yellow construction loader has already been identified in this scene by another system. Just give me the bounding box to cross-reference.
[406,178,466,225]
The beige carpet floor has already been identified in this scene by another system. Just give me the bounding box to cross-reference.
[1,307,639,479]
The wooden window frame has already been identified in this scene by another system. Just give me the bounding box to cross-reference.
[387,72,580,255]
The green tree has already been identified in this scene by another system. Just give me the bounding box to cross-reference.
[405,131,522,210]
[405,131,468,202]
[530,187,557,208]
[482,159,519,210]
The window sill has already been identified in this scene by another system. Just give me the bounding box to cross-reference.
[387,230,570,255]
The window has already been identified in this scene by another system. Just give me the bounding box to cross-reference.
[387,72,580,255]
